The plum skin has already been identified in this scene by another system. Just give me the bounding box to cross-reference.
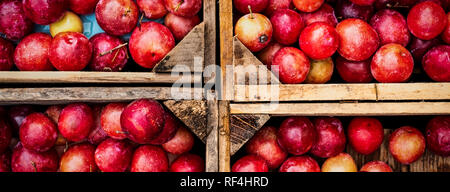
[131,145,169,172]
[310,117,346,158]
[19,113,58,152]
[170,153,204,172]
[371,43,414,83]
[347,117,384,155]
[14,33,54,71]
[389,126,426,164]
[271,47,311,84]
[94,138,133,172]
[279,156,321,172]
[407,1,447,40]
[422,45,450,82]
[95,0,139,36]
[232,155,269,172]
[277,117,317,155]
[235,13,273,52]
[425,116,450,156]
[245,126,288,169]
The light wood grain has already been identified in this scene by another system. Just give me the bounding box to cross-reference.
[234,84,377,102]
[230,102,450,116]
[218,100,231,172]
[409,148,450,172]
[203,0,217,85]
[376,83,450,100]
[0,87,204,105]
[205,92,219,172]
[0,72,201,84]
[153,22,205,73]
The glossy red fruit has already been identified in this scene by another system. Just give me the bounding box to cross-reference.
[360,161,392,172]
[426,116,450,156]
[235,13,273,52]
[321,152,358,172]
[95,0,138,36]
[310,117,346,158]
[149,111,179,145]
[60,143,97,172]
[265,0,293,17]
[270,9,304,45]
[371,43,414,83]
[293,0,324,12]
[441,13,450,44]
[50,32,92,71]
[336,18,379,61]
[407,1,447,40]
[19,113,57,152]
[0,37,14,71]
[131,145,168,172]
[336,56,373,83]
[350,0,375,6]
[95,138,133,172]
[14,33,53,71]
[87,105,109,145]
[299,22,339,60]
[246,126,288,169]
[408,37,442,63]
[0,118,12,154]
[89,33,128,72]
[162,126,194,155]
[272,47,310,84]
[101,102,127,140]
[257,42,285,69]
[22,0,66,25]
[348,117,384,155]
[422,45,450,82]
[336,0,374,22]
[304,58,334,84]
[11,143,59,172]
[170,153,204,172]
[0,150,11,172]
[300,3,338,27]
[69,0,99,15]
[164,0,202,17]
[279,156,320,172]
[234,0,269,14]
[8,105,35,134]
[370,9,410,47]
[120,99,166,144]
[164,13,201,41]
[58,103,94,142]
[389,126,426,164]
[0,0,33,40]
[232,155,269,172]
[137,0,168,19]
[129,22,175,69]
[277,117,316,155]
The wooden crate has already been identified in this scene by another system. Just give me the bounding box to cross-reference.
[225,103,450,172]
[0,1,216,84]
[0,87,219,172]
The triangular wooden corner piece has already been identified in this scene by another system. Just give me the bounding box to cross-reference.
[233,36,280,85]
[153,22,205,73]
[163,100,208,143]
[230,114,271,155]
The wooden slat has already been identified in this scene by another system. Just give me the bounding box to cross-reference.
[163,100,208,143]
[376,83,450,101]
[153,22,205,73]
[234,84,377,102]
[230,102,450,116]
[0,72,201,84]
[219,0,233,172]
[230,114,271,155]
[205,92,219,172]
[0,87,203,105]
[409,148,450,172]
[203,0,217,85]
[233,83,450,102]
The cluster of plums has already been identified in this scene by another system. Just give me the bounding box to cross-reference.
[232,116,450,172]
[0,0,202,72]
[234,0,450,83]
[0,99,205,172]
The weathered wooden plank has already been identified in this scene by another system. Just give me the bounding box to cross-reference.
[0,87,204,105]
[409,148,450,172]
[0,72,201,84]
[203,0,217,86]
[234,84,377,102]
[230,102,450,116]
[218,100,231,172]
[233,37,280,85]
[163,100,207,143]
[376,83,450,101]
[205,92,219,172]
[153,22,205,73]
[230,114,271,155]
